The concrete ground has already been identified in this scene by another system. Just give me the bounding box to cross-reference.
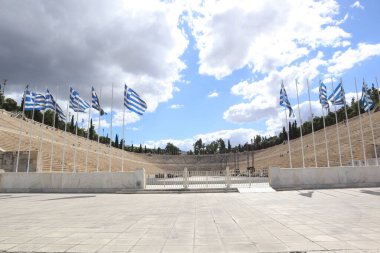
[0,188,380,253]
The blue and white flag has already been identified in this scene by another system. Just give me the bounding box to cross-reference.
[279,82,294,117]
[69,87,90,113]
[360,82,375,112]
[24,86,45,111]
[91,87,106,116]
[124,85,147,116]
[319,82,329,109]
[328,82,345,105]
[45,89,66,121]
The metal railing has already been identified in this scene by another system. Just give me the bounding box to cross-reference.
[146,167,269,189]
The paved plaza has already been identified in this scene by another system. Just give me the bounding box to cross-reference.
[1,188,380,252]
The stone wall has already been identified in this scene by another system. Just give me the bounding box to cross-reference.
[270,166,380,190]
[0,169,145,193]
[0,151,37,172]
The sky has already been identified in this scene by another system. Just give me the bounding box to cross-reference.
[1,0,380,151]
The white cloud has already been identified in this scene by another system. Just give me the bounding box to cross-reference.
[208,91,219,98]
[145,128,262,151]
[224,52,327,123]
[112,111,140,127]
[350,1,364,10]
[328,43,380,74]
[188,0,350,79]
[169,104,184,109]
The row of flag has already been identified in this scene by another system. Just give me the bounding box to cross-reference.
[280,81,375,116]
[23,85,147,122]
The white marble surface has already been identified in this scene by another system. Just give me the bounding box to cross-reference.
[1,188,380,252]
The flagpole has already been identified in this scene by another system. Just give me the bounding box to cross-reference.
[307,79,317,167]
[61,99,69,173]
[49,87,58,172]
[284,108,292,168]
[73,110,79,172]
[331,77,343,166]
[376,77,380,105]
[321,106,330,167]
[295,79,305,168]
[354,78,367,166]
[85,88,92,172]
[15,87,27,172]
[341,78,354,166]
[122,97,126,172]
[96,87,102,172]
[38,87,47,172]
[364,78,378,166]
[27,88,35,173]
[109,83,113,172]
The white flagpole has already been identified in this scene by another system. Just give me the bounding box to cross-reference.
[73,110,79,172]
[341,78,354,166]
[122,96,126,172]
[307,79,317,167]
[49,86,58,172]
[27,88,35,173]
[38,96,46,171]
[364,78,378,166]
[16,87,27,172]
[96,87,102,172]
[331,77,343,166]
[85,88,92,172]
[368,108,378,166]
[321,106,330,167]
[295,79,305,168]
[354,78,367,166]
[109,83,113,172]
[61,99,69,173]
[284,108,292,168]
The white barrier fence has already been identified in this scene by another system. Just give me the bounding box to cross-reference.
[146,167,269,189]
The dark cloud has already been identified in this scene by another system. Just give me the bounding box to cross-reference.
[0,0,188,110]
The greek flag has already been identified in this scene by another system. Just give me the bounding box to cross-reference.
[45,89,66,121]
[328,82,345,105]
[360,82,375,112]
[124,85,147,116]
[319,82,329,109]
[24,86,45,111]
[91,87,106,116]
[279,82,294,117]
[69,87,90,113]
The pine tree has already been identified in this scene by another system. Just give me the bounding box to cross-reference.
[114,134,119,148]
[70,115,75,133]
[227,140,232,153]
[89,118,94,140]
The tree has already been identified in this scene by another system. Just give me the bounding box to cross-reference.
[165,142,180,155]
[131,144,134,152]
[144,145,147,153]
[89,118,95,140]
[139,144,143,153]
[205,141,218,154]
[2,98,18,111]
[70,115,75,133]
[217,138,226,153]
[227,140,232,153]
[114,134,119,148]
[193,138,205,155]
